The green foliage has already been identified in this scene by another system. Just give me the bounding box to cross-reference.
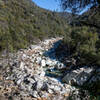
[72,7,100,32]
[0,0,67,53]
[63,26,100,65]
[81,80,100,99]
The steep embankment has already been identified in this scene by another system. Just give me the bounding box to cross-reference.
[0,0,68,53]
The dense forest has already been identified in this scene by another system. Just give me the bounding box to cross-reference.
[63,6,100,66]
[60,0,100,97]
[0,0,68,53]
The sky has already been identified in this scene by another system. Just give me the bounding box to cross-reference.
[32,0,90,14]
[32,0,61,12]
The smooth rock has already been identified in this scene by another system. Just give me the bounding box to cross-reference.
[17,79,22,85]
[20,62,25,70]
[41,60,46,67]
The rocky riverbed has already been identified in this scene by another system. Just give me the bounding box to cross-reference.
[0,37,99,100]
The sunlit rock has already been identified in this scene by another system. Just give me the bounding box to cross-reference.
[41,59,46,67]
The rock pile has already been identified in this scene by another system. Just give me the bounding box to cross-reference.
[7,37,77,99]
[0,37,99,100]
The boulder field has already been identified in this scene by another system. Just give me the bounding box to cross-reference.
[0,37,99,100]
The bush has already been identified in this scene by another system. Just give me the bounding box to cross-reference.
[63,26,100,66]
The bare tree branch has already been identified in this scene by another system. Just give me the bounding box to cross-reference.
[60,0,99,12]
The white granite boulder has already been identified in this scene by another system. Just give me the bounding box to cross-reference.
[41,59,46,67]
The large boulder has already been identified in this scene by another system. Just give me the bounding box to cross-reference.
[62,66,94,86]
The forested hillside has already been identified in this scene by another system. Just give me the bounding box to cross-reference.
[71,6,100,31]
[0,0,68,53]
[58,7,100,98]
[62,7,100,66]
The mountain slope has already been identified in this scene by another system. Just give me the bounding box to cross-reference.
[0,0,68,53]
[62,6,100,66]
[71,6,100,32]
[79,6,100,28]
